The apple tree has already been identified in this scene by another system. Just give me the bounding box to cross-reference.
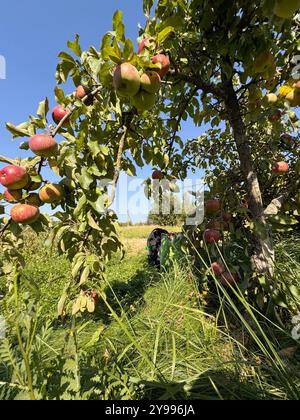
[1,0,300,316]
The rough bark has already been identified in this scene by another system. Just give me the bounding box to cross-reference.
[222,75,275,276]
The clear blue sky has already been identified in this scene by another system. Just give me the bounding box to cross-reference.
[0,0,204,223]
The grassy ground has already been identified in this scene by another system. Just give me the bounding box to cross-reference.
[0,226,300,400]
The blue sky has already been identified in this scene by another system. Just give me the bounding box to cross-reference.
[0,0,203,223]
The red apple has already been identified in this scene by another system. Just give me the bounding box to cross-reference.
[152,170,164,180]
[52,105,70,125]
[0,165,29,190]
[204,229,221,244]
[205,199,221,214]
[10,204,40,225]
[272,161,289,174]
[220,272,239,287]
[29,134,58,158]
[4,189,22,203]
[138,37,158,54]
[76,85,94,105]
[138,37,149,54]
[211,262,225,277]
[113,63,141,98]
[151,54,170,78]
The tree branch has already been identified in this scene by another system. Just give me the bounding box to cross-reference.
[168,86,199,153]
[52,86,102,137]
[106,126,130,209]
[173,73,225,99]
[0,156,16,165]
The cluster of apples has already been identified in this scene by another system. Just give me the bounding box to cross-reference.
[0,85,94,226]
[52,85,94,125]
[278,80,300,107]
[202,199,232,245]
[113,37,170,112]
[265,80,300,109]
[0,164,63,225]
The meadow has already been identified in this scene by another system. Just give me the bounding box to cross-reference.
[0,226,300,400]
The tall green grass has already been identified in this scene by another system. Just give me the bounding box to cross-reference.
[0,231,299,400]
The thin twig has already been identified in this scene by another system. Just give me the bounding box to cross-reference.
[0,155,16,165]
[0,219,11,238]
[52,86,102,137]
[168,86,199,153]
[106,125,131,208]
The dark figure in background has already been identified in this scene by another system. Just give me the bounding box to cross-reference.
[147,228,169,269]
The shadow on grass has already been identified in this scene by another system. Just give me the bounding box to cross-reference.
[136,368,277,400]
[97,262,161,325]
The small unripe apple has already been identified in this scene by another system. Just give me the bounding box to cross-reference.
[140,71,161,94]
[285,89,300,107]
[29,134,58,158]
[113,63,141,98]
[265,93,278,104]
[26,193,42,207]
[204,229,221,244]
[131,90,156,111]
[220,272,239,287]
[0,165,29,190]
[151,54,170,78]
[52,105,70,125]
[10,204,40,225]
[152,170,164,180]
[272,161,289,174]
[211,262,225,277]
[4,189,23,203]
[39,183,64,204]
[205,199,221,214]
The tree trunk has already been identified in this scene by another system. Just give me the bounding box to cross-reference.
[222,75,275,276]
